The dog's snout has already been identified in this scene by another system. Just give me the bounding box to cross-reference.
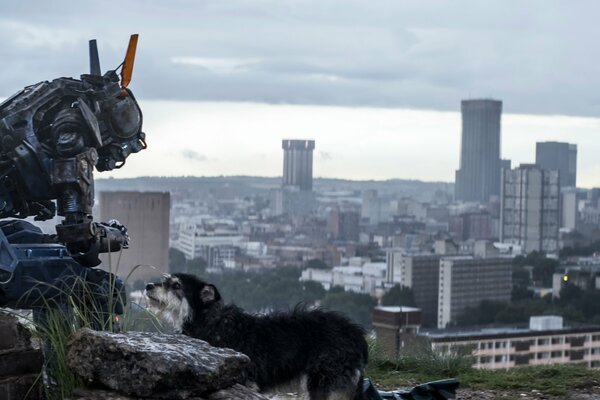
[146,283,155,291]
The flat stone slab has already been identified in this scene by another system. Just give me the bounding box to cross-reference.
[67,329,251,399]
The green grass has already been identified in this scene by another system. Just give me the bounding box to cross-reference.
[9,258,165,400]
[367,343,600,398]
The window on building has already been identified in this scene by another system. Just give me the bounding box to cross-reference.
[537,338,550,346]
[537,352,550,359]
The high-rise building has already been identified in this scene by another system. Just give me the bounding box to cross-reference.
[500,164,560,254]
[536,141,577,188]
[361,189,383,224]
[438,255,512,328]
[386,248,453,328]
[99,191,170,281]
[276,139,316,216]
[282,139,315,190]
[455,99,503,203]
[327,207,360,242]
[561,189,578,230]
[449,212,493,241]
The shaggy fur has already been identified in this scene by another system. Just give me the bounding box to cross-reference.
[145,273,368,400]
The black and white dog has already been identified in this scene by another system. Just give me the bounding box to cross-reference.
[145,273,368,400]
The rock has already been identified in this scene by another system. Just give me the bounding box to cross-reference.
[208,384,269,400]
[69,388,143,400]
[67,328,251,399]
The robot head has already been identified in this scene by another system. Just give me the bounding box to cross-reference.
[80,35,147,171]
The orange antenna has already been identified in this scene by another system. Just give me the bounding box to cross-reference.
[120,34,139,88]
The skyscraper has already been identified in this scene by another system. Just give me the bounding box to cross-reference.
[282,139,315,190]
[536,141,577,188]
[274,139,316,217]
[500,164,560,254]
[455,99,502,203]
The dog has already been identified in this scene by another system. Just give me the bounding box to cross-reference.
[145,273,368,400]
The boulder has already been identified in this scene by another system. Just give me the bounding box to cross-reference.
[67,329,251,399]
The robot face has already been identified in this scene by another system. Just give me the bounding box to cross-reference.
[108,92,142,140]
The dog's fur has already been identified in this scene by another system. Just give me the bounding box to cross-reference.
[145,273,368,400]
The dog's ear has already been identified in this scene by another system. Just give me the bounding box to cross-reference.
[200,284,221,303]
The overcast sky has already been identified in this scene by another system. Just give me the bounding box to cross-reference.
[1,1,600,186]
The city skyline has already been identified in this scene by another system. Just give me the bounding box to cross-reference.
[99,100,600,188]
[3,2,600,189]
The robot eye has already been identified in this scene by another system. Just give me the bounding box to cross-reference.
[109,96,141,139]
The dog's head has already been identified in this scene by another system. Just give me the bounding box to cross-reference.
[145,273,221,332]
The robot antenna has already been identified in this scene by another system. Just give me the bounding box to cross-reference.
[89,39,101,76]
[120,34,139,88]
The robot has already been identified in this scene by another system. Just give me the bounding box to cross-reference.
[0,35,146,312]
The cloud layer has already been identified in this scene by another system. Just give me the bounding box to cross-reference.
[2,1,600,117]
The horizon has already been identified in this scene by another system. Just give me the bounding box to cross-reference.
[3,2,600,188]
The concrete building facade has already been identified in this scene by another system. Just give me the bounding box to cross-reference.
[536,141,577,188]
[438,256,513,328]
[386,249,448,328]
[455,99,503,203]
[500,164,560,254]
[427,316,600,370]
[282,139,315,190]
[278,139,316,216]
[99,191,170,281]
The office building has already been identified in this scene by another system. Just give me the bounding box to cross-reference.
[386,249,448,328]
[455,99,502,203]
[327,207,360,242]
[99,191,170,281]
[372,306,422,358]
[426,316,600,370]
[277,139,316,216]
[536,142,577,188]
[361,189,383,224]
[449,211,493,241]
[500,164,560,254]
[562,189,578,230]
[282,139,315,190]
[438,255,512,328]
[174,217,247,269]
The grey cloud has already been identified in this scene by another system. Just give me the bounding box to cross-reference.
[1,1,600,117]
[181,150,208,162]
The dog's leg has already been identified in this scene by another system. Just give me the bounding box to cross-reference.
[307,368,364,400]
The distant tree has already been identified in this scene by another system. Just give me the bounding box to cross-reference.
[305,258,329,270]
[381,285,416,307]
[456,300,507,327]
[321,290,377,328]
[186,257,207,276]
[301,281,326,304]
[532,258,558,287]
[169,248,187,273]
[512,265,531,287]
[511,285,534,301]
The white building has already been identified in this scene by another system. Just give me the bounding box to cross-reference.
[174,216,247,268]
[425,316,600,370]
[300,262,387,295]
